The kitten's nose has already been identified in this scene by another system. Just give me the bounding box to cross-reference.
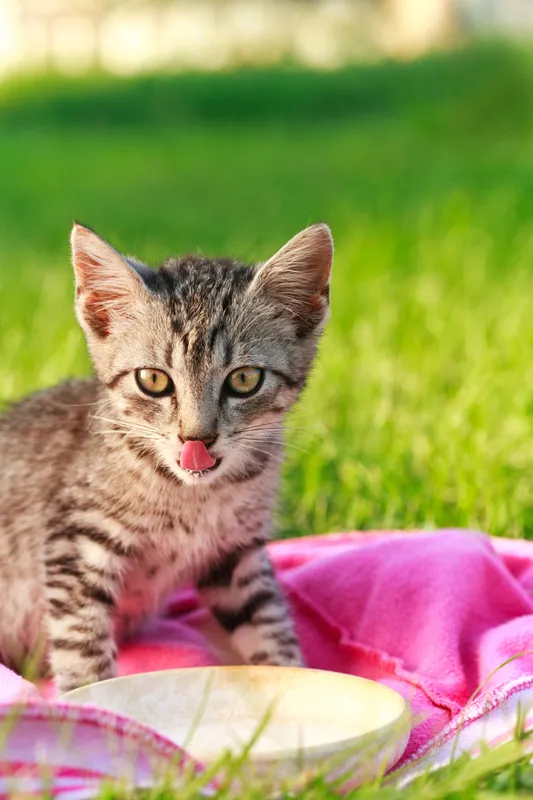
[179,434,218,448]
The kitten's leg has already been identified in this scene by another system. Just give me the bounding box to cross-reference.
[44,524,125,692]
[197,540,302,667]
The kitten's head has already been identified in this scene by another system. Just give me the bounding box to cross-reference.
[71,223,333,486]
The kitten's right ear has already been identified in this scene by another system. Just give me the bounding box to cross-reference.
[71,223,145,338]
[250,223,333,336]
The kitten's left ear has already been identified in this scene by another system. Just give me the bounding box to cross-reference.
[251,223,333,336]
[71,223,146,339]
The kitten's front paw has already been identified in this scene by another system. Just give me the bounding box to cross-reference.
[248,647,304,668]
[55,662,117,694]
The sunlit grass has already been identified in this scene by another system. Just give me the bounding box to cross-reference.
[3,51,533,538]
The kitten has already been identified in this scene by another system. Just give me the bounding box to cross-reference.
[0,222,333,692]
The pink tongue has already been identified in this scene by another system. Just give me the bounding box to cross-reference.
[180,440,216,471]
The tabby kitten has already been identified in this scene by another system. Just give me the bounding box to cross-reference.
[0,222,333,692]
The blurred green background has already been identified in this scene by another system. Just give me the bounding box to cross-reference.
[3,2,533,539]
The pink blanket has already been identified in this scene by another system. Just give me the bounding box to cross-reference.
[3,529,533,793]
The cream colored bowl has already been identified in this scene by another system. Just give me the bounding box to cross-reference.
[63,666,410,785]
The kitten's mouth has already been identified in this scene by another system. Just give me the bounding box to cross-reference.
[182,457,222,477]
[177,439,222,480]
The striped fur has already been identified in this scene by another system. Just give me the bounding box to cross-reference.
[0,223,333,691]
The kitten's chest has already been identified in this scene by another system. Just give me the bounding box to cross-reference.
[116,555,183,632]
[117,487,249,625]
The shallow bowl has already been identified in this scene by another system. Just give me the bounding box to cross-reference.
[63,666,410,786]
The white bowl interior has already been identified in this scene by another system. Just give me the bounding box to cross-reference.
[63,666,410,768]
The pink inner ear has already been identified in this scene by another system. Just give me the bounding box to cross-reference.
[180,441,216,471]
[82,291,111,338]
[72,227,141,338]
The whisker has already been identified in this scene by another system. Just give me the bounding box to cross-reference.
[236,438,285,446]
[236,436,310,455]
[90,414,161,436]
[90,414,140,428]
[243,428,317,441]
[236,442,283,460]
[93,428,162,437]
[93,430,163,442]
[52,397,115,410]
[242,421,321,435]
[234,425,314,442]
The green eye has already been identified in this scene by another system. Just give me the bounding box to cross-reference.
[135,368,174,397]
[225,367,263,397]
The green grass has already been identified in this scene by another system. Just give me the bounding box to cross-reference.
[4,35,533,799]
[3,41,533,539]
[135,725,533,798]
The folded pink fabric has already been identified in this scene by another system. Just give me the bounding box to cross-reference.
[3,528,533,787]
[0,701,205,799]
